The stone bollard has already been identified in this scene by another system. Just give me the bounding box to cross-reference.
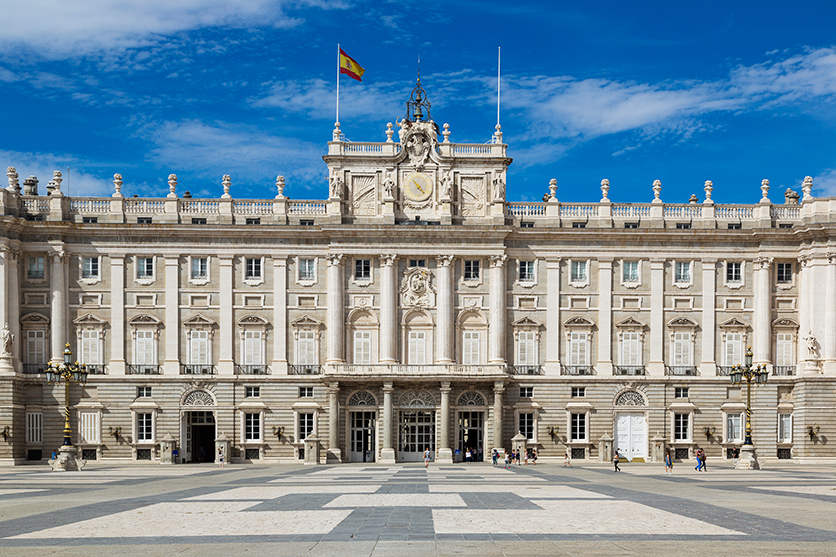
[599,433,613,463]
[215,433,231,465]
[304,434,322,465]
[652,436,667,463]
[511,432,527,460]
[159,434,176,465]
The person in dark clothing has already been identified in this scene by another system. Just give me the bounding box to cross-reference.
[613,449,621,472]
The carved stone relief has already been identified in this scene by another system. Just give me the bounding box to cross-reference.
[460,176,486,216]
[400,267,435,308]
[351,175,377,216]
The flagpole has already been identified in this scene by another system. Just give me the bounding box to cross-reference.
[336,43,340,126]
[496,45,501,128]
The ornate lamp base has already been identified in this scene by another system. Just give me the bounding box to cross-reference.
[734,444,760,470]
[49,445,86,472]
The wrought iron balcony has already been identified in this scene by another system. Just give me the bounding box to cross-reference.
[717,366,735,376]
[561,365,595,376]
[325,364,507,376]
[509,365,544,375]
[22,363,45,374]
[288,364,322,375]
[773,365,795,376]
[127,364,161,375]
[615,366,646,376]
[666,366,698,376]
[180,364,216,375]
[235,364,270,375]
[83,364,107,375]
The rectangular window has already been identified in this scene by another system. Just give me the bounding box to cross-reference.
[242,330,263,365]
[80,330,101,365]
[298,412,314,441]
[137,386,152,398]
[515,330,537,366]
[520,221,534,228]
[408,330,427,364]
[191,218,207,225]
[674,413,690,441]
[726,261,742,283]
[726,413,742,442]
[778,413,792,443]
[727,222,741,230]
[622,261,639,283]
[82,216,98,224]
[299,219,314,226]
[27,256,45,279]
[245,257,262,279]
[245,386,260,398]
[136,257,154,279]
[298,386,313,398]
[572,222,586,229]
[571,387,585,398]
[354,259,371,280]
[191,257,208,280]
[353,330,372,364]
[776,262,793,284]
[189,330,210,364]
[295,330,317,365]
[619,331,642,366]
[519,412,535,441]
[81,256,100,279]
[137,217,153,224]
[245,413,261,441]
[80,412,100,444]
[624,222,638,229]
[408,259,426,268]
[298,258,315,281]
[776,333,795,366]
[463,260,480,280]
[134,330,155,365]
[25,330,45,365]
[245,218,261,225]
[519,386,533,398]
[25,412,42,444]
[672,332,692,366]
[676,222,691,230]
[570,260,587,283]
[518,260,535,282]
[136,413,153,442]
[674,261,691,284]
[462,331,481,364]
[567,331,589,366]
[571,413,586,441]
[674,387,689,399]
[724,332,744,366]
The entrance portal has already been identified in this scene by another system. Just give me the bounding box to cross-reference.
[457,411,484,462]
[349,411,376,463]
[614,413,648,461]
[398,410,435,462]
[185,411,216,463]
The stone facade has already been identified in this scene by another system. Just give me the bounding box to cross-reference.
[0,88,834,465]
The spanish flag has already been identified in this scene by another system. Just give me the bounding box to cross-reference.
[339,48,365,81]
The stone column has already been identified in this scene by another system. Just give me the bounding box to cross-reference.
[326,254,345,364]
[379,254,398,363]
[752,257,772,367]
[218,256,234,375]
[109,255,125,374]
[492,381,505,452]
[381,382,395,463]
[0,248,10,375]
[824,253,836,374]
[544,258,561,375]
[49,249,67,363]
[700,260,717,375]
[436,255,454,363]
[7,248,20,370]
[163,256,180,375]
[798,257,814,373]
[438,381,452,463]
[271,257,287,373]
[597,259,613,375]
[489,254,507,363]
[648,259,665,375]
[327,382,341,462]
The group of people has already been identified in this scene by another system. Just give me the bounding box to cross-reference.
[491,447,537,467]
[694,447,708,471]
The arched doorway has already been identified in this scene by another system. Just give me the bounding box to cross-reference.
[456,391,487,462]
[180,390,216,463]
[397,390,437,462]
[347,390,377,463]
[613,390,648,462]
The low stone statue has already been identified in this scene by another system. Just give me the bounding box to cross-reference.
[804,330,820,359]
[0,326,13,356]
[492,174,506,201]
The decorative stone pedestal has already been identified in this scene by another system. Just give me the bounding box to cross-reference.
[512,432,527,458]
[49,445,86,471]
[0,355,13,376]
[159,434,176,465]
[304,435,322,465]
[437,447,453,464]
[215,433,230,465]
[652,436,667,463]
[734,444,760,470]
[599,433,613,463]
[380,448,396,464]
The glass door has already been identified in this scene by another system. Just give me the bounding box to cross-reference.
[350,411,376,462]
[398,410,435,461]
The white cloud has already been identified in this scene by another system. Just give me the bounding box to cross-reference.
[0,1,342,59]
[0,150,113,196]
[813,169,836,196]
[730,48,836,104]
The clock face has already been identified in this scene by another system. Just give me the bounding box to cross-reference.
[403,172,433,202]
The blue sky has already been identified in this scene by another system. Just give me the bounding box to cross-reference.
[1,1,834,202]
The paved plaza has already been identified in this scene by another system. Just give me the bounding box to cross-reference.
[0,462,835,555]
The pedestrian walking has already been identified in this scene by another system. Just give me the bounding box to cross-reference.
[491,448,498,465]
[516,449,522,466]
[504,450,510,469]
[564,447,572,467]
[664,449,673,474]
[423,447,431,468]
[613,449,621,472]
[694,448,703,471]
[699,448,707,471]
[531,448,537,465]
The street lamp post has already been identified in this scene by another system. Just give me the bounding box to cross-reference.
[729,347,769,470]
[45,343,88,471]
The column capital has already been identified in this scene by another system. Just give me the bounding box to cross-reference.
[48,249,67,261]
[493,381,505,393]
[381,254,397,266]
[753,256,773,270]
[327,382,340,393]
[650,259,665,270]
[440,381,452,393]
[164,255,180,264]
[489,253,507,268]
[382,382,394,393]
[436,255,454,267]
[327,253,344,266]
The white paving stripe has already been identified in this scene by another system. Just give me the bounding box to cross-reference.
[749,485,836,496]
[185,484,381,500]
[325,493,466,507]
[433,499,744,535]
[9,502,352,539]
[0,488,47,495]
[428,484,610,498]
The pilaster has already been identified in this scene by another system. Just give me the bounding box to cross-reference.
[597,259,613,375]
[544,258,561,375]
[752,257,772,367]
[492,381,505,451]
[435,255,454,363]
[327,382,341,463]
[647,259,665,376]
[326,254,345,364]
[49,247,67,363]
[163,256,180,375]
[271,257,288,374]
[379,254,398,363]
[381,382,395,464]
[489,254,507,364]
[438,381,452,463]
[7,247,20,370]
[108,255,125,375]
[218,255,234,375]
[824,253,836,375]
[700,260,717,375]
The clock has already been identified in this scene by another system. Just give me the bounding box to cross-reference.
[403,172,433,202]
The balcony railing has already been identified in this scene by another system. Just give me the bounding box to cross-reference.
[717,366,734,376]
[22,363,45,374]
[180,364,216,375]
[509,365,543,375]
[83,364,106,375]
[288,364,322,375]
[615,366,646,376]
[235,364,270,375]
[561,365,595,376]
[773,365,795,376]
[326,364,507,376]
[127,364,162,375]
[666,366,698,376]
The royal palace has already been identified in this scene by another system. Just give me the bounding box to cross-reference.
[0,84,834,467]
